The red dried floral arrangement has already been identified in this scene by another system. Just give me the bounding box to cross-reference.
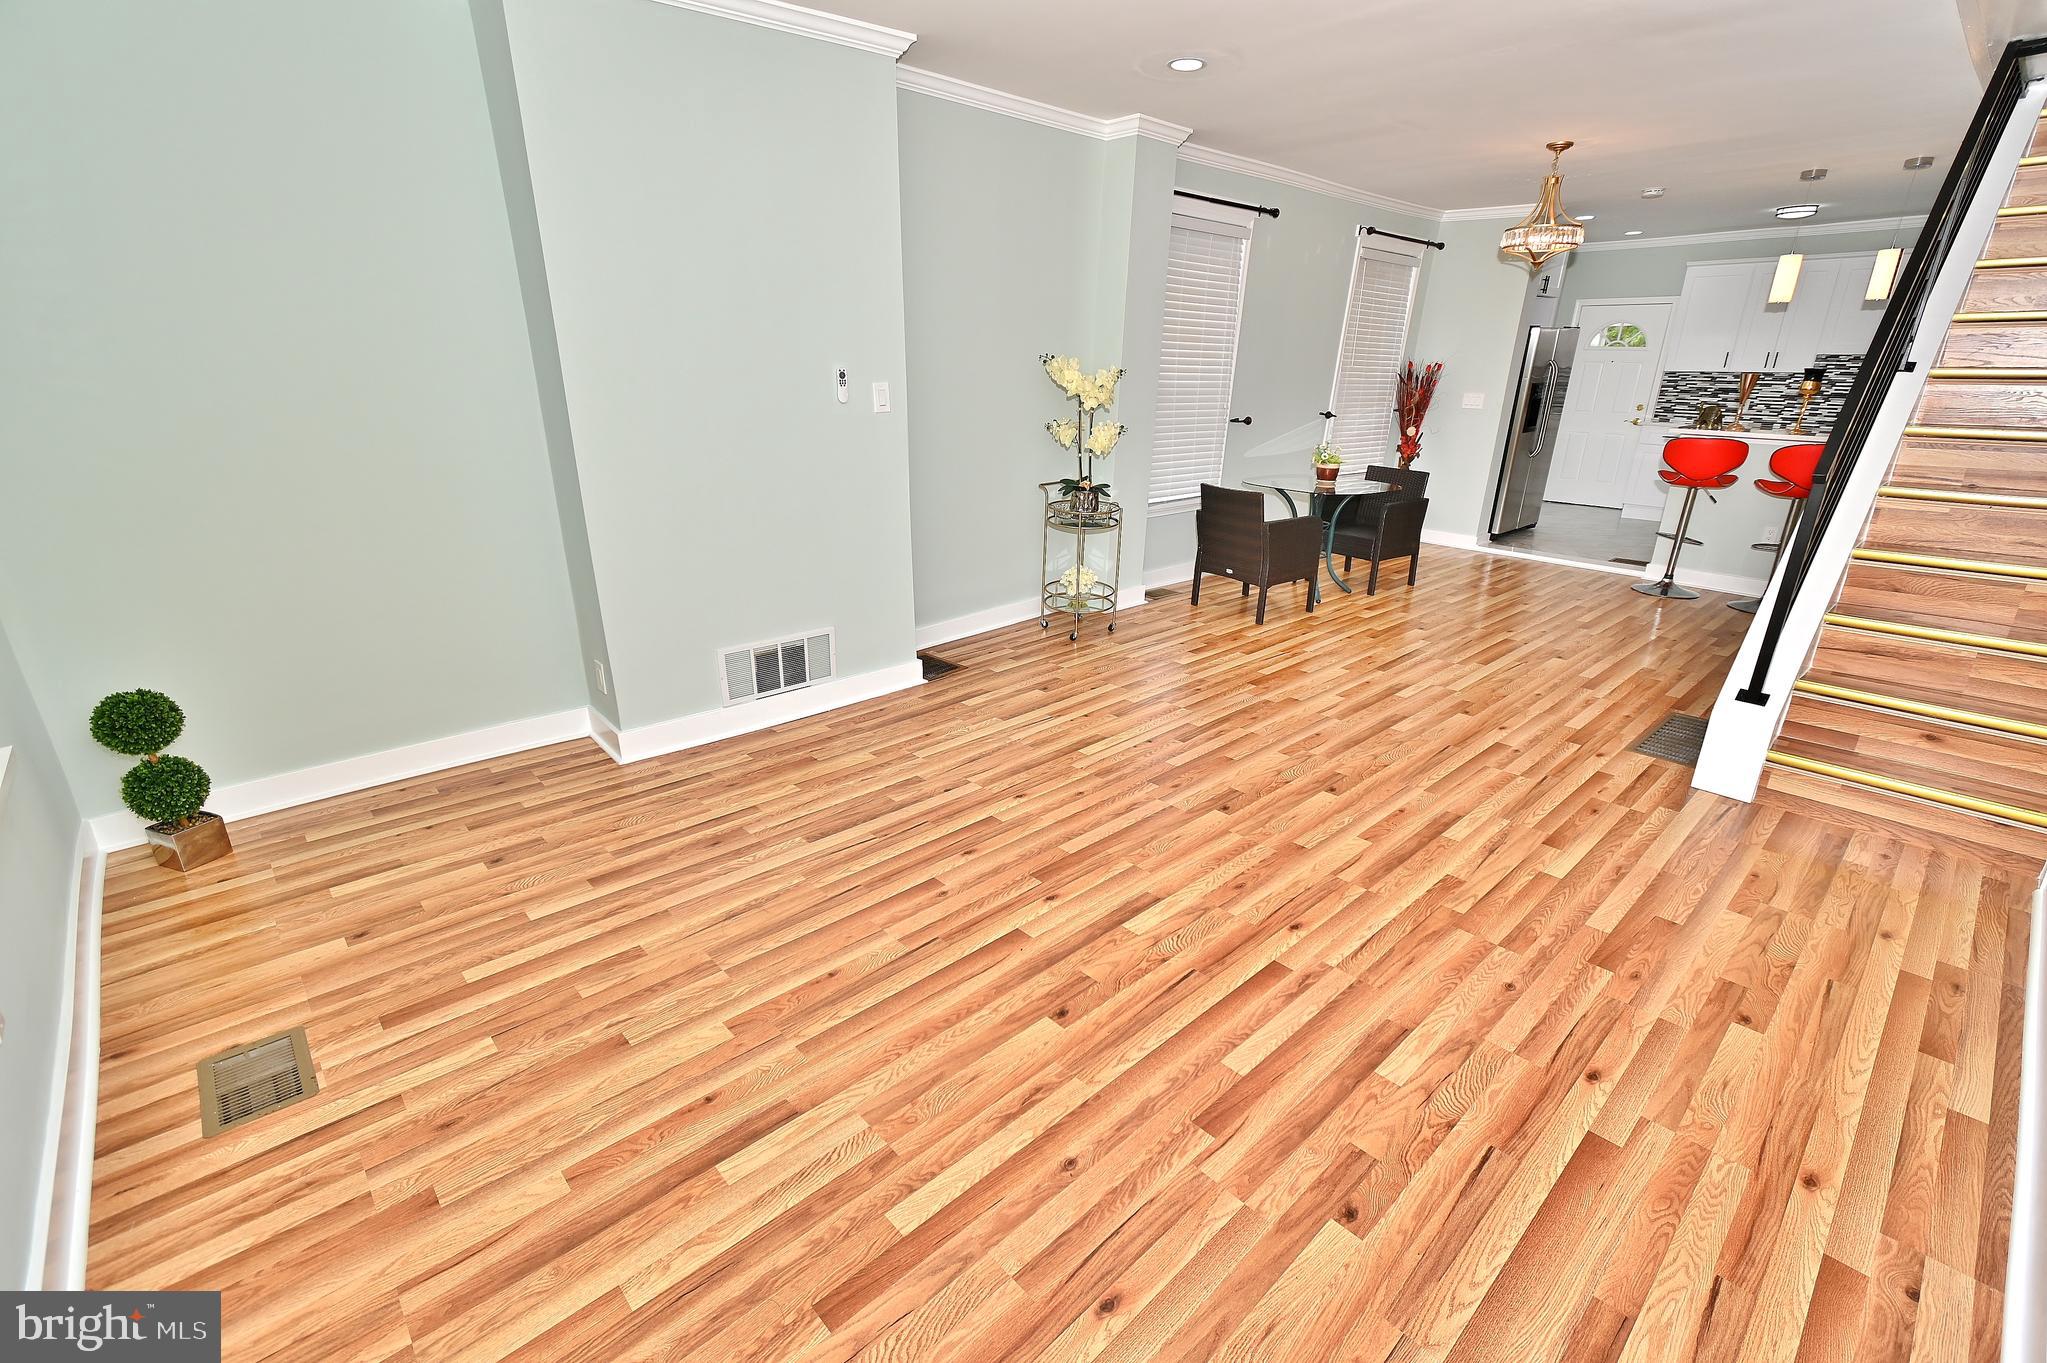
[1395,360,1444,468]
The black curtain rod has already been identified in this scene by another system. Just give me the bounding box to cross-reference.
[1174,189,1279,219]
[1363,225,1446,251]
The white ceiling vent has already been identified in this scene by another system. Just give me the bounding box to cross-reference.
[722,630,833,705]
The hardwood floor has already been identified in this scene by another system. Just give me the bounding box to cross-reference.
[89,549,2035,1363]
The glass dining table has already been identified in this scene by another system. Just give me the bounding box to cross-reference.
[1244,474,1400,595]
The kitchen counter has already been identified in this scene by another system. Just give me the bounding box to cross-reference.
[1669,426,1828,444]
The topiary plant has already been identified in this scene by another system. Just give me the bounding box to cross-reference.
[91,689,212,830]
[90,689,185,756]
[120,755,211,827]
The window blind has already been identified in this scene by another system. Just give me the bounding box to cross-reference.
[1325,242,1421,465]
[1150,213,1252,509]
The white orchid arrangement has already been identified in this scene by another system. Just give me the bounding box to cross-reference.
[1312,442,1342,467]
[1041,353,1124,504]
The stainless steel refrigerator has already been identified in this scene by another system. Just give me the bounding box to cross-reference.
[1488,325,1579,538]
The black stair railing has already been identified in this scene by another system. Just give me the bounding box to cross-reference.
[1734,35,2047,706]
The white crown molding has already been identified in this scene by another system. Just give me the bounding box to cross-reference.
[1176,142,1439,220]
[1577,214,1927,253]
[1441,203,1535,221]
[1102,113,1193,146]
[645,0,915,57]
[896,66,1187,143]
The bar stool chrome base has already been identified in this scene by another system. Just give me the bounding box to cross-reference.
[1633,579,1701,600]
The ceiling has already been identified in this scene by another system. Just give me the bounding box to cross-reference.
[832,0,1990,240]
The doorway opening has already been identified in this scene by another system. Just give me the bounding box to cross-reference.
[1487,299,1675,573]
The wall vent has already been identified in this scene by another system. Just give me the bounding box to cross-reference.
[197,1027,318,1137]
[722,630,833,705]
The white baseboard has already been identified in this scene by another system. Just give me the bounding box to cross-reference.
[34,827,101,1290]
[607,661,925,764]
[914,597,1042,650]
[2005,868,2047,1362]
[88,708,593,852]
[1424,529,1766,596]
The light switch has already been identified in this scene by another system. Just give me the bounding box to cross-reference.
[872,381,892,413]
[1460,392,1484,410]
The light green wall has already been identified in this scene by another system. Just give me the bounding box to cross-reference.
[1145,162,1441,573]
[1403,216,1557,540]
[1086,136,1178,589]
[0,0,587,816]
[470,0,618,726]
[0,618,82,1287]
[500,0,916,724]
[895,94,1102,628]
[1555,226,1908,318]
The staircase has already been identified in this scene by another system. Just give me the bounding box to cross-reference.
[1758,112,2047,845]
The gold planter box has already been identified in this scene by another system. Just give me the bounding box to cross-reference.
[146,812,232,871]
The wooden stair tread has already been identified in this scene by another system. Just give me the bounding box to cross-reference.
[2005,163,2047,209]
[1915,377,2047,428]
[1835,559,2047,642]
[1807,625,2047,726]
[1939,319,2047,368]
[1960,262,2047,311]
[1756,762,2047,859]
[1863,497,2047,570]
[1774,693,2047,808]
[1984,213,2047,261]
[1886,436,2047,499]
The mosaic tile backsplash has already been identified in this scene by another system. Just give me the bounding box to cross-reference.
[1649,354,1863,431]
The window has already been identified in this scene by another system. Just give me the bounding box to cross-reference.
[1150,206,1253,509]
[1591,323,1647,348]
[1324,238,1421,465]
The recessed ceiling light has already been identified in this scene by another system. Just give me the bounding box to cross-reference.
[1640,187,1665,199]
[1167,56,1205,72]
[1904,155,1935,170]
[1578,213,1596,221]
[1624,229,1644,236]
[1774,204,1820,220]
[1800,168,1829,182]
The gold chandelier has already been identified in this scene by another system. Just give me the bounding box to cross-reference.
[1500,140,1585,267]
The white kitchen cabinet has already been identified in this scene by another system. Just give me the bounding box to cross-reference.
[1665,262,1766,371]
[1817,260,1888,356]
[1664,252,1887,374]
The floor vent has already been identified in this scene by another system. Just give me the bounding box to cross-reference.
[918,651,963,681]
[1632,712,1708,766]
[723,630,833,705]
[198,1027,318,1137]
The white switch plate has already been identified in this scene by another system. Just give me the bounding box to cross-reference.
[872,381,891,413]
[1460,392,1484,409]
[592,659,608,696]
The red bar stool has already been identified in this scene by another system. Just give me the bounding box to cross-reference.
[1730,441,1825,615]
[1633,436,1749,600]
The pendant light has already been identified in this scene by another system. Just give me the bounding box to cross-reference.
[1500,141,1585,267]
[1868,156,1934,301]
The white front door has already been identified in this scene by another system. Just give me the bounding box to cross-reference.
[1544,302,1673,509]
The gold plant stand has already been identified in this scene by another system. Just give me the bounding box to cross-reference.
[1039,482,1123,641]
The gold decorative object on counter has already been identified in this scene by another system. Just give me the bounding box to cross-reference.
[1790,372,1824,435]
[1694,402,1725,431]
[1727,371,1760,432]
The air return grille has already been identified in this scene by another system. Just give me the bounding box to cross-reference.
[722,630,834,705]
[1632,713,1708,766]
[197,1027,318,1137]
